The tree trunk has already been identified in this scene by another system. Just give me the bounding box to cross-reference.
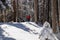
[13,0,17,22]
[34,0,38,23]
[51,0,57,33]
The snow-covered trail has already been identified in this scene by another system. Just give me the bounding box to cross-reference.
[0,22,59,40]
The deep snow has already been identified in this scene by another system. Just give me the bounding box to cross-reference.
[0,22,59,40]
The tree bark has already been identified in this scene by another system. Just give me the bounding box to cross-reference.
[13,0,17,22]
[34,0,38,23]
[51,0,57,33]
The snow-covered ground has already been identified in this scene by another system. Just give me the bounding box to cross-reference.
[0,22,59,40]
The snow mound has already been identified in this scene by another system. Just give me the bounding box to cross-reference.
[0,22,59,40]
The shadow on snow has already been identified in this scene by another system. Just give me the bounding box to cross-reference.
[0,27,16,40]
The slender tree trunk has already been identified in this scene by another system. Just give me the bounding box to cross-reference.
[51,0,57,33]
[58,0,60,27]
[13,0,17,22]
[34,0,38,23]
[3,10,6,22]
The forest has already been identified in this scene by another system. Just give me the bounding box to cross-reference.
[0,0,60,33]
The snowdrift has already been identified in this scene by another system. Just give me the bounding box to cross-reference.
[0,22,59,40]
